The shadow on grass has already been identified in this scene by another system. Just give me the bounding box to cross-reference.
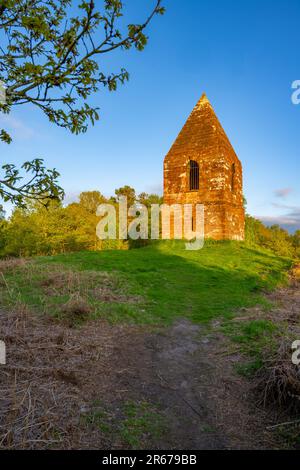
[36,240,292,325]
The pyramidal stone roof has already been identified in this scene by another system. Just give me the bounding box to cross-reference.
[166,93,239,161]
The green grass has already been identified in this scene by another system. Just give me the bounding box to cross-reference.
[119,401,166,448]
[234,358,264,378]
[275,423,300,449]
[222,318,283,376]
[0,240,292,325]
[83,400,167,449]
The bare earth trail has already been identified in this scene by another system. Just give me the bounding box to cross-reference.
[1,278,299,449]
[106,319,271,450]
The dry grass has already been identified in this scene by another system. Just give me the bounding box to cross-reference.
[252,268,300,414]
[0,262,144,323]
[0,306,124,449]
[0,252,296,449]
[38,268,138,303]
[61,294,92,327]
[219,264,300,437]
[256,339,300,411]
[0,258,28,273]
[0,258,28,290]
[0,261,147,448]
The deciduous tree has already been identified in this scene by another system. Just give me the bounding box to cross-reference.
[0,0,164,206]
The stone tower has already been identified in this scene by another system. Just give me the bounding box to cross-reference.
[163,93,245,240]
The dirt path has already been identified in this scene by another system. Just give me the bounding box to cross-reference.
[106,318,276,450]
[109,320,225,449]
[1,275,300,449]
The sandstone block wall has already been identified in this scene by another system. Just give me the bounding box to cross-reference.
[163,94,245,241]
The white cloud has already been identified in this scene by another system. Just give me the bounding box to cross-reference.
[0,114,35,140]
[258,204,300,233]
[274,187,293,198]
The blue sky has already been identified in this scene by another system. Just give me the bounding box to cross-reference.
[1,0,300,231]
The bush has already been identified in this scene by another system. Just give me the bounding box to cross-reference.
[245,215,297,259]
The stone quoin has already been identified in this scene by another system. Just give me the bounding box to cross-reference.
[163,93,245,240]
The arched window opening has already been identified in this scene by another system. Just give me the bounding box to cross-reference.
[189,160,199,191]
[231,163,236,192]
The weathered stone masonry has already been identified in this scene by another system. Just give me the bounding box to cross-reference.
[163,93,245,240]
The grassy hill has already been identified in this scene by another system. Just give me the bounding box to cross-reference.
[0,241,292,325]
[0,240,298,450]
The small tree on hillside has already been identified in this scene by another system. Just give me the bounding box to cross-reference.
[138,192,163,207]
[79,191,107,213]
[114,185,136,206]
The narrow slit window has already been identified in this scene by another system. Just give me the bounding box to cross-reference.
[231,163,236,192]
[189,160,199,191]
